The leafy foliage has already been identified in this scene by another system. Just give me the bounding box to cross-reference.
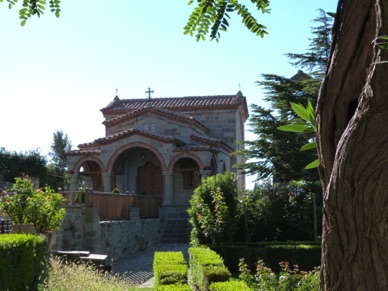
[47,130,72,191]
[28,185,65,232]
[0,175,65,232]
[188,172,239,245]
[235,10,332,183]
[0,234,47,290]
[235,76,320,182]
[374,35,388,50]
[0,147,47,184]
[278,101,319,169]
[153,252,188,288]
[0,175,36,224]
[0,0,60,26]
[236,181,322,242]
[188,173,321,244]
[286,9,333,77]
[239,258,320,291]
[2,0,271,40]
[184,0,270,41]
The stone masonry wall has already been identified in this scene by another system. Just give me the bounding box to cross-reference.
[56,207,161,263]
[100,219,161,261]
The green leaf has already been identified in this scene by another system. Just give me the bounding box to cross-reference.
[278,123,309,133]
[301,141,317,151]
[290,102,311,122]
[21,19,26,26]
[305,159,319,169]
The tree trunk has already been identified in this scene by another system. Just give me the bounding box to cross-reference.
[317,0,388,289]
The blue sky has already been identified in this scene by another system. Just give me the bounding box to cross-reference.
[0,0,337,186]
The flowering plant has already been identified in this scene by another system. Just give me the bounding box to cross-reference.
[238,258,320,291]
[0,175,66,233]
[0,175,35,225]
[29,185,66,233]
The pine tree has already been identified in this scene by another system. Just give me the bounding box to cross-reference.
[47,130,72,190]
[286,9,332,78]
[236,10,333,184]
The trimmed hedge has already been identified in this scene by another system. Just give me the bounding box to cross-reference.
[156,284,193,291]
[189,247,231,291]
[209,280,251,291]
[153,251,188,289]
[0,234,47,290]
[209,241,321,273]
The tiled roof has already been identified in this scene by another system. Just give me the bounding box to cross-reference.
[101,91,248,121]
[190,135,234,153]
[67,148,101,156]
[103,106,210,134]
[173,145,212,152]
[76,128,186,150]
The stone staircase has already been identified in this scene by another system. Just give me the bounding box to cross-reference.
[160,219,191,243]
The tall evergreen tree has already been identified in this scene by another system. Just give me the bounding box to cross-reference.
[47,130,72,190]
[236,10,333,184]
[286,9,333,78]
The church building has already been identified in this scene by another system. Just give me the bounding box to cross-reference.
[67,90,248,219]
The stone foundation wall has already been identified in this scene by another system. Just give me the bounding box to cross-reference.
[56,206,84,251]
[55,207,161,262]
[100,219,161,261]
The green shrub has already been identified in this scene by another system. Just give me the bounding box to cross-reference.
[209,280,251,291]
[156,283,192,291]
[189,247,231,291]
[188,172,239,245]
[239,258,320,291]
[154,251,186,265]
[209,241,321,273]
[153,251,188,288]
[0,175,66,233]
[0,234,47,290]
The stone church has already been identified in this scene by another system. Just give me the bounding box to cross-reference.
[67,91,248,219]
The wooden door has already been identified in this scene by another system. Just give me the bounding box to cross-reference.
[137,162,162,196]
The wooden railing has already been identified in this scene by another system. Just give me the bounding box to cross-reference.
[61,190,162,220]
[61,191,87,207]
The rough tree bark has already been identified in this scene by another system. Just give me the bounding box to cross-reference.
[317,0,388,290]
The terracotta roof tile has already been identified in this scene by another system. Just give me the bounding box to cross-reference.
[103,106,210,134]
[190,135,234,153]
[173,145,212,152]
[77,128,185,149]
[67,148,101,156]
[101,91,248,121]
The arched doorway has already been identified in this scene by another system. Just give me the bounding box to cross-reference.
[172,157,201,204]
[79,161,103,191]
[110,147,163,195]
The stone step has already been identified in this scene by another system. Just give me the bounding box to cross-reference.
[160,219,191,243]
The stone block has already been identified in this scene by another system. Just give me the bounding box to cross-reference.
[83,208,100,223]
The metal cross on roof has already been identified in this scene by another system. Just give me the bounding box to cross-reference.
[145,87,154,107]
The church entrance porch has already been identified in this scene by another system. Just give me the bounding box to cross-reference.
[110,147,162,196]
